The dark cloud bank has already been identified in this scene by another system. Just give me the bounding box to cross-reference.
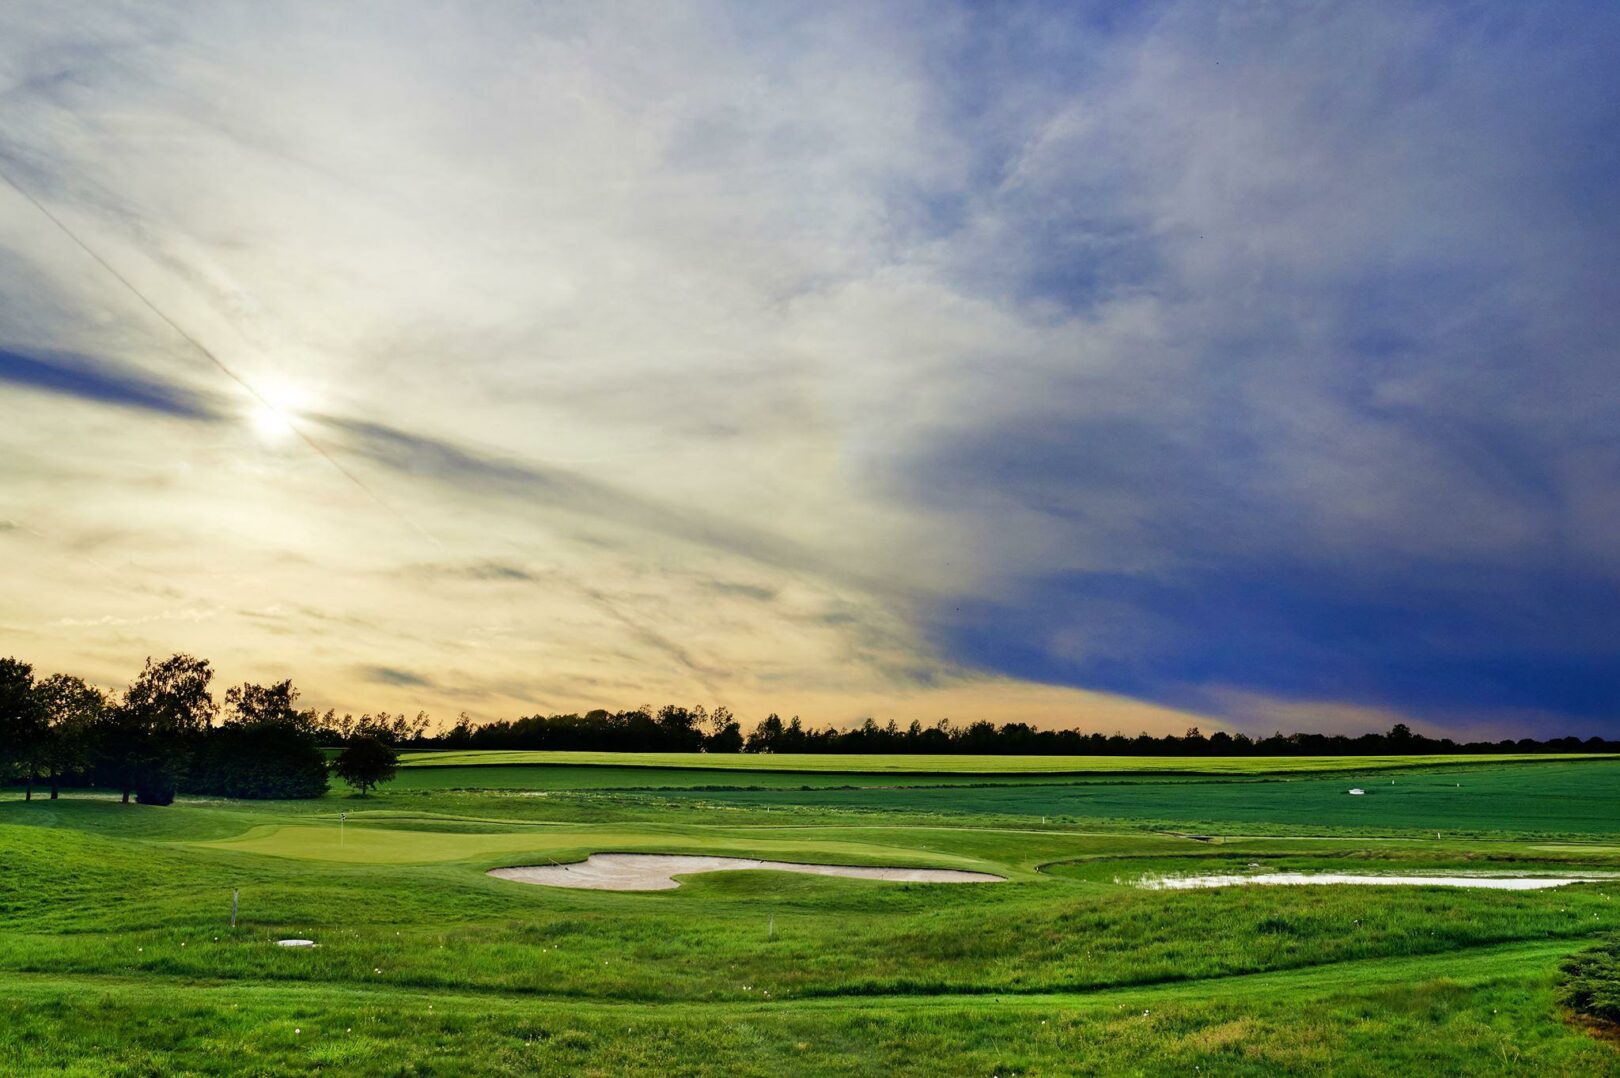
[901,2,1620,733]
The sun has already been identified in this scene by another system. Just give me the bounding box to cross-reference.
[247,379,309,444]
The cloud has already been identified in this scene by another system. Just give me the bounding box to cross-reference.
[357,665,436,689]
[0,2,1615,735]
[320,414,894,594]
[0,347,222,420]
[886,3,1620,728]
[701,580,777,602]
[52,607,219,628]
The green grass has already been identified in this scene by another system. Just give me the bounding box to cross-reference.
[646,761,1620,836]
[4,757,1620,1073]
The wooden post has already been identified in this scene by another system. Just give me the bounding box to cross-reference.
[231,888,238,929]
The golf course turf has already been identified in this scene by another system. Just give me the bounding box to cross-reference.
[4,754,1619,1074]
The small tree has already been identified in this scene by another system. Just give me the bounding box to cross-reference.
[0,657,47,798]
[333,735,397,796]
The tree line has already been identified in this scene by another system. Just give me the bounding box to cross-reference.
[5,653,1615,807]
[441,708,1619,757]
[0,654,398,804]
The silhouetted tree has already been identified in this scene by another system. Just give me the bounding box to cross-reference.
[187,680,329,799]
[745,713,786,753]
[99,654,216,805]
[333,735,397,796]
[705,706,743,753]
[0,657,47,799]
[313,709,433,747]
[36,674,106,799]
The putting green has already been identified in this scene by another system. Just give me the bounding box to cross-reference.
[195,823,1011,874]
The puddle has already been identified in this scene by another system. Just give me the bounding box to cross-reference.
[1136,872,1616,891]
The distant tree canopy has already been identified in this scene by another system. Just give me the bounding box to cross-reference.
[310,709,432,747]
[437,705,750,754]
[441,709,1620,757]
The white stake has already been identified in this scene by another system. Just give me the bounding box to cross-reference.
[231,888,238,929]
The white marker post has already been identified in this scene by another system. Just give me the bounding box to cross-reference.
[231,888,238,929]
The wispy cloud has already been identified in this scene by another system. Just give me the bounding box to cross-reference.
[0,347,221,420]
[357,664,436,690]
[52,607,219,628]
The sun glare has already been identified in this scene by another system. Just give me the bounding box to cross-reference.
[247,380,309,444]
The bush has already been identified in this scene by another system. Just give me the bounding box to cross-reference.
[134,777,176,806]
[1561,937,1620,1024]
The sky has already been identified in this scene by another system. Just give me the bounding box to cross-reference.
[1,1,1617,739]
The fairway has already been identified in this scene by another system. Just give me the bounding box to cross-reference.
[5,755,1620,1074]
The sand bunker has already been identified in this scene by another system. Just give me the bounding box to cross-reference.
[1137,872,1615,891]
[489,853,1004,891]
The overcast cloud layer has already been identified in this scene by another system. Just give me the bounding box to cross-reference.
[2,1,1617,737]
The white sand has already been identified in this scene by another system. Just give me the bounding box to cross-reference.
[1137,872,1616,891]
[489,853,1004,891]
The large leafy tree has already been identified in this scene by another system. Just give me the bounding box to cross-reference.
[0,657,47,799]
[100,653,217,805]
[35,674,106,799]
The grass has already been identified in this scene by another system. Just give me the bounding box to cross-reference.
[3,757,1620,1073]
[645,761,1620,836]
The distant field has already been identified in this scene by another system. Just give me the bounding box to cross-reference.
[393,749,1605,774]
[654,760,1620,836]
